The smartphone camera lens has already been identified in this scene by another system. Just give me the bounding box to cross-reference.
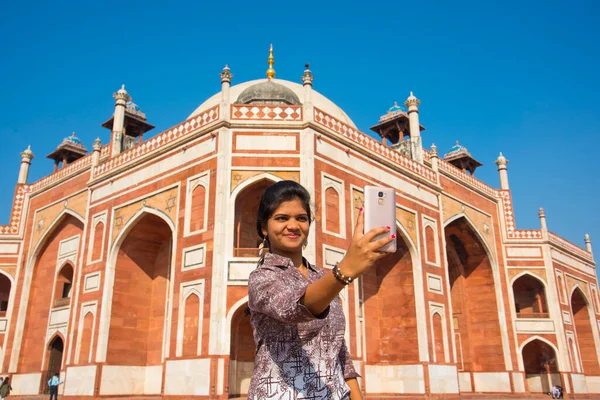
[378,191,384,198]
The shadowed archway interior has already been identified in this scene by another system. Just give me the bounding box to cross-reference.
[106,213,172,366]
[445,217,504,372]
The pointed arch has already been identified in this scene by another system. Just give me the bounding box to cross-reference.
[569,284,591,305]
[28,209,85,267]
[228,298,254,397]
[0,269,15,318]
[520,337,561,393]
[444,213,511,372]
[182,292,201,357]
[443,212,496,266]
[511,272,549,319]
[96,206,176,363]
[570,286,600,374]
[231,174,281,258]
[10,210,84,373]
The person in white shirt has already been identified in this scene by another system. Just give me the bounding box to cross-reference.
[47,373,62,400]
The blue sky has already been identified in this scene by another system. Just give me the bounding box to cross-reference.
[0,0,598,254]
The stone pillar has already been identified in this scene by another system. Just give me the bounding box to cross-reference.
[111,85,131,157]
[430,143,439,172]
[538,207,548,239]
[220,65,232,121]
[17,146,34,184]
[495,152,510,190]
[404,92,423,163]
[585,234,593,259]
[302,64,314,122]
[92,138,102,166]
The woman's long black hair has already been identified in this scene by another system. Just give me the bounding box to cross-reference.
[246,181,313,317]
[256,180,313,246]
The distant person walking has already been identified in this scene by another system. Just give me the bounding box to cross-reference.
[0,377,12,400]
[48,373,62,400]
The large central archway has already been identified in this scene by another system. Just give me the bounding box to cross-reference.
[445,217,504,372]
[363,230,419,364]
[571,288,600,375]
[106,212,172,366]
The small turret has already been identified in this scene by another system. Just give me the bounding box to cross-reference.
[443,141,483,175]
[46,133,87,172]
[495,152,510,190]
[18,146,34,184]
[103,85,154,157]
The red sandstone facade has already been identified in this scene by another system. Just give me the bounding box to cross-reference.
[0,63,597,399]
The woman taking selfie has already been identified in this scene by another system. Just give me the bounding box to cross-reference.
[247,180,394,399]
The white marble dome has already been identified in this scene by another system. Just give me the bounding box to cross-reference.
[188,78,356,129]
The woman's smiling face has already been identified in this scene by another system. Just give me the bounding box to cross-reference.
[262,198,310,259]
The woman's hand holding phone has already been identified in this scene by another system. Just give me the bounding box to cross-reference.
[337,208,396,280]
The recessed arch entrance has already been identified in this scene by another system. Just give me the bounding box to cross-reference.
[17,213,83,373]
[233,178,277,258]
[105,212,173,366]
[444,216,504,372]
[43,334,64,394]
[363,226,419,364]
[571,287,600,375]
[521,338,560,393]
[228,301,254,397]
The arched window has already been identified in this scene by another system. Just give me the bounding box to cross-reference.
[557,274,565,304]
[183,293,200,357]
[54,263,74,308]
[78,312,94,364]
[512,274,548,318]
[190,184,206,233]
[425,226,436,264]
[0,274,11,317]
[432,313,445,363]
[233,179,274,258]
[571,288,600,374]
[325,187,341,234]
[91,221,104,261]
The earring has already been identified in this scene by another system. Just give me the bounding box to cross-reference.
[302,241,308,251]
[258,238,267,257]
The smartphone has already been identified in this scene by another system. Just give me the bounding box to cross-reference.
[363,186,397,253]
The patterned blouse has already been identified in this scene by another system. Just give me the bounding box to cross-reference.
[247,253,359,400]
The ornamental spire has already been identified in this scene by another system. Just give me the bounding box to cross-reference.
[266,44,275,80]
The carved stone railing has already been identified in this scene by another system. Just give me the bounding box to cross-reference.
[31,154,92,193]
[313,108,437,184]
[0,184,32,236]
[233,248,263,258]
[53,297,71,308]
[516,312,550,319]
[93,105,220,177]
[231,104,302,121]
[548,232,592,262]
[438,158,498,198]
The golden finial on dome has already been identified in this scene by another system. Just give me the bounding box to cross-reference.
[266,44,275,80]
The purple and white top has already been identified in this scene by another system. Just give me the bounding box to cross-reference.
[247,253,359,400]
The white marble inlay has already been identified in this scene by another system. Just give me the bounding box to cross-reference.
[473,372,511,392]
[506,247,542,258]
[11,373,42,395]
[236,135,297,151]
[64,365,97,396]
[428,365,458,393]
[515,319,555,333]
[164,358,211,395]
[364,364,425,394]
[0,243,18,253]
